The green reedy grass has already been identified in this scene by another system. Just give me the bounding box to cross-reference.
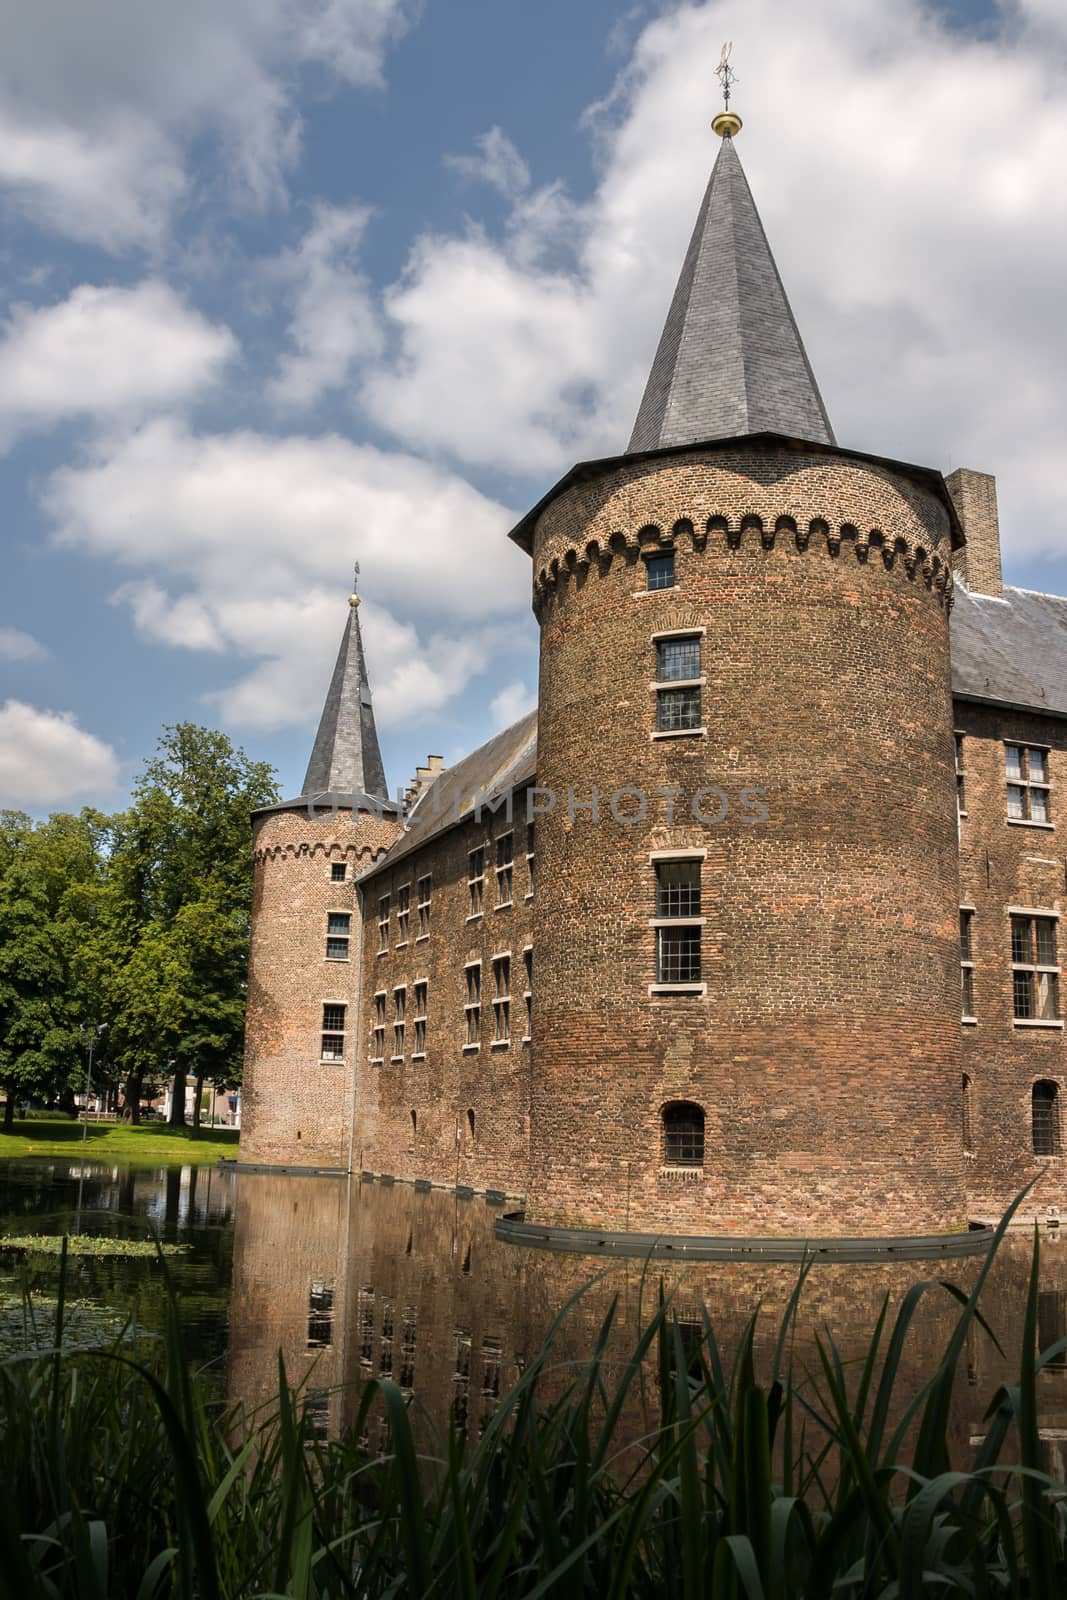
[0,1117,239,1166]
[2,1196,1066,1598]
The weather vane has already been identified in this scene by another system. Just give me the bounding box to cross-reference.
[716,42,737,111]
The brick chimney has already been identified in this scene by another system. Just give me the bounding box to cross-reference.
[945,467,1003,597]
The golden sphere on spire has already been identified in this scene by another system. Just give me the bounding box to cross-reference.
[712,110,742,138]
[349,593,361,609]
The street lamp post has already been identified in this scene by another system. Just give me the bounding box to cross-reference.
[82,1024,107,1143]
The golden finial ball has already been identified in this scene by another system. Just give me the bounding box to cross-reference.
[349,593,361,608]
[712,110,742,138]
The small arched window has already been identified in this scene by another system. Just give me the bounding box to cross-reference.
[466,1108,476,1148]
[1032,1081,1060,1156]
[962,1074,974,1154]
[662,1102,705,1168]
[409,1109,417,1151]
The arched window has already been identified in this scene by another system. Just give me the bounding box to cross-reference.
[662,1102,705,1168]
[962,1074,974,1153]
[409,1109,417,1151]
[466,1108,476,1148]
[1032,1081,1060,1156]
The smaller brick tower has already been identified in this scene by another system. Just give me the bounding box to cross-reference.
[240,588,402,1171]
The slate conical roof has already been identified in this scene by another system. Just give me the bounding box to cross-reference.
[301,596,389,803]
[628,132,834,453]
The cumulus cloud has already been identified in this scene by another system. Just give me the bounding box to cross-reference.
[42,418,529,730]
[268,203,383,410]
[0,699,119,808]
[0,282,236,448]
[0,628,48,662]
[490,679,536,729]
[445,128,530,200]
[0,0,418,249]
[359,0,1067,558]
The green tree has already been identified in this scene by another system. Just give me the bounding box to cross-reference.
[106,724,277,1127]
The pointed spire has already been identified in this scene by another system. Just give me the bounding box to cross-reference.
[628,119,834,454]
[301,587,389,802]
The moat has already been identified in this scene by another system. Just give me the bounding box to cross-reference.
[3,1157,1067,1471]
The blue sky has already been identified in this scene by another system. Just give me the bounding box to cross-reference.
[1,0,1065,814]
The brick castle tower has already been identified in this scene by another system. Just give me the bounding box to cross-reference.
[512,110,968,1235]
[240,589,402,1171]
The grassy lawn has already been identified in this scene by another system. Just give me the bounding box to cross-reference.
[0,1117,238,1166]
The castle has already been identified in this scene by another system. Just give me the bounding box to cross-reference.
[240,108,1067,1240]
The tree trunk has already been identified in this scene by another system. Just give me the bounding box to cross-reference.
[125,1072,142,1125]
[3,1092,14,1131]
[168,1067,187,1127]
[192,1069,205,1132]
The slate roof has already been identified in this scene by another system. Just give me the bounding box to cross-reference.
[628,134,834,453]
[361,709,538,879]
[951,584,1067,717]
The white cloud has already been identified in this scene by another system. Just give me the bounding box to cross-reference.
[42,418,530,730]
[268,203,383,410]
[358,0,1067,558]
[0,282,236,448]
[446,128,530,200]
[0,628,48,662]
[489,679,536,729]
[0,0,418,250]
[0,699,119,808]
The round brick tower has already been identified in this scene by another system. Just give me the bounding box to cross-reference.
[514,124,968,1237]
[240,593,402,1171]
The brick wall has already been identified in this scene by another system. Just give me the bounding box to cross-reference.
[955,702,1067,1218]
[240,804,401,1171]
[526,444,967,1236]
[353,794,535,1195]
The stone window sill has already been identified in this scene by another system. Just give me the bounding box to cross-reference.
[491,1039,510,1049]
[632,586,677,598]
[368,1057,383,1065]
[524,891,533,901]
[412,1051,426,1061]
[496,901,513,912]
[325,956,350,963]
[658,1166,704,1182]
[390,1055,404,1063]
[521,1035,531,1044]
[1007,819,1055,830]
[415,934,429,943]
[649,982,707,997]
[1013,1019,1064,1029]
[462,1043,480,1054]
[650,676,706,691]
[466,912,483,923]
[319,1057,345,1065]
[395,940,409,950]
[962,1015,978,1026]
[649,916,706,927]
[652,728,706,741]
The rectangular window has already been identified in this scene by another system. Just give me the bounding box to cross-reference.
[1012,914,1060,1021]
[464,963,481,1046]
[656,860,701,918]
[396,883,410,944]
[656,686,702,733]
[492,955,510,1042]
[496,834,513,906]
[656,635,701,682]
[645,551,675,591]
[377,895,389,952]
[1006,744,1051,823]
[653,859,702,987]
[954,734,966,817]
[526,822,535,900]
[960,909,975,1018]
[330,862,346,883]
[321,1003,346,1061]
[417,876,431,938]
[523,947,533,1039]
[326,911,351,960]
[307,1281,334,1348]
[393,986,406,1058]
[468,848,485,917]
[370,993,386,1061]
[413,981,427,1055]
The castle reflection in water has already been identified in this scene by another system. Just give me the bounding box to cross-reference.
[228,1173,1067,1474]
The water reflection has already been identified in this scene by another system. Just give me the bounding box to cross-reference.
[228,1172,1067,1467]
